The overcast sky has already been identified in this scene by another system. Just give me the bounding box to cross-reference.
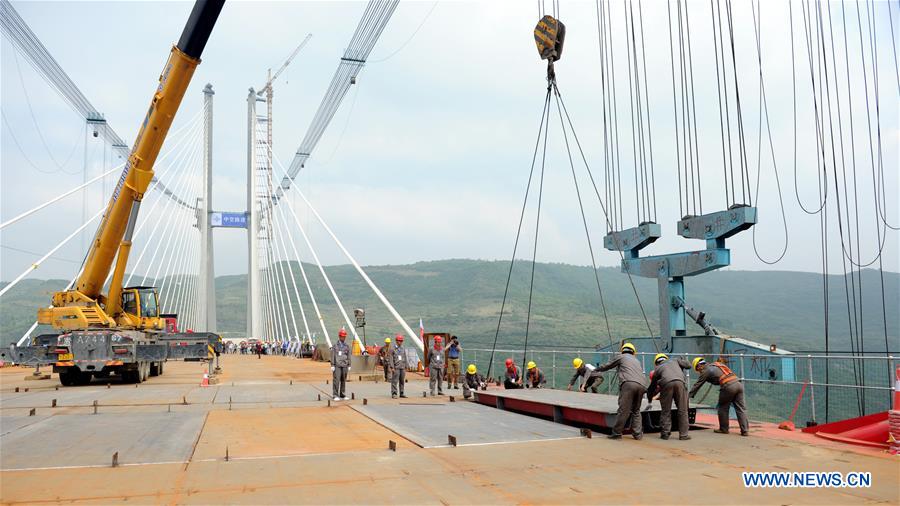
[1,0,897,284]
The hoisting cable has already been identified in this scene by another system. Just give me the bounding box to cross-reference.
[554,83,659,352]
[552,84,614,349]
[749,0,789,264]
[485,86,552,380]
[520,86,551,377]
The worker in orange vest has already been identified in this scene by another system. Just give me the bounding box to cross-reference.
[689,358,749,436]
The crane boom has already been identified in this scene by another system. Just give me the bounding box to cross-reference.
[38,0,225,331]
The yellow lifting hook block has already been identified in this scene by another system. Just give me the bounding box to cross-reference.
[534,15,566,62]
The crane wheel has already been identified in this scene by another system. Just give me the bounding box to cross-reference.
[58,369,78,386]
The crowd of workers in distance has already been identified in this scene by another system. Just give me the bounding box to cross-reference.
[223,339,312,357]
[326,330,749,439]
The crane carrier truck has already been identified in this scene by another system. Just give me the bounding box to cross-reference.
[8,0,225,386]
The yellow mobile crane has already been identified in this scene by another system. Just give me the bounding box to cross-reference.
[16,0,224,385]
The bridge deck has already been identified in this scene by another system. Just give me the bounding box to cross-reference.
[1,355,896,505]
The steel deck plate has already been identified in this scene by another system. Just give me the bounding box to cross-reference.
[0,411,206,469]
[353,400,582,448]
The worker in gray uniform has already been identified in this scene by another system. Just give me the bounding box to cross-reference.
[429,336,445,396]
[598,342,648,440]
[689,357,749,436]
[331,328,351,401]
[647,353,692,440]
[390,334,408,399]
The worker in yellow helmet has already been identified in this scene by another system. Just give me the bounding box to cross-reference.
[567,357,604,393]
[647,353,693,440]
[378,337,392,381]
[689,357,749,436]
[597,342,649,440]
[462,364,486,399]
[525,361,546,389]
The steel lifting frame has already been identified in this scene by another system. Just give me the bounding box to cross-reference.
[603,206,757,351]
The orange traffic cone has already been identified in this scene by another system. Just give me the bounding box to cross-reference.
[200,373,210,387]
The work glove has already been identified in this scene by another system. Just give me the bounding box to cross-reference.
[331,366,335,372]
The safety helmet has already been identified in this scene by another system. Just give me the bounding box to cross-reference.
[384,337,391,344]
[467,364,477,374]
[527,361,537,370]
[396,334,404,342]
[434,336,443,343]
[621,342,636,354]
[654,353,668,365]
[505,358,514,368]
[692,357,707,371]
[338,328,348,338]
[573,358,583,369]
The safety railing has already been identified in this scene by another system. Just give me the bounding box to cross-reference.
[459,348,896,425]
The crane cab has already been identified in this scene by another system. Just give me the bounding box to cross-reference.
[118,286,164,330]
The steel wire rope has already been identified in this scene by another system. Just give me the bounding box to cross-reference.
[554,86,659,351]
[0,206,104,298]
[853,0,894,371]
[258,133,295,343]
[266,135,300,344]
[168,220,197,321]
[155,164,201,304]
[627,1,651,224]
[748,0,789,265]
[485,87,551,381]
[854,0,899,238]
[519,82,552,376]
[813,0,864,414]
[11,50,84,173]
[125,122,203,285]
[666,0,686,217]
[0,162,123,230]
[709,0,733,208]
[154,163,201,306]
[122,119,204,286]
[623,0,645,224]
[829,0,888,269]
[724,0,753,205]
[269,186,311,343]
[272,183,331,344]
[107,118,203,288]
[795,0,829,215]
[605,0,624,227]
[138,133,204,287]
[267,155,362,348]
[635,0,658,222]
[862,0,898,232]
[684,0,705,212]
[552,85,614,349]
[368,1,437,63]
[595,0,618,230]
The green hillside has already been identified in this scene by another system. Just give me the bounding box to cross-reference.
[2,260,897,353]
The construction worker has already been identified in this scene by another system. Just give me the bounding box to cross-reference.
[445,335,462,389]
[331,329,351,401]
[378,337,392,381]
[389,334,408,399]
[503,358,523,389]
[598,342,648,440]
[567,358,604,393]
[690,357,749,436]
[462,364,486,399]
[647,353,692,440]
[429,336,445,396]
[525,361,546,388]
